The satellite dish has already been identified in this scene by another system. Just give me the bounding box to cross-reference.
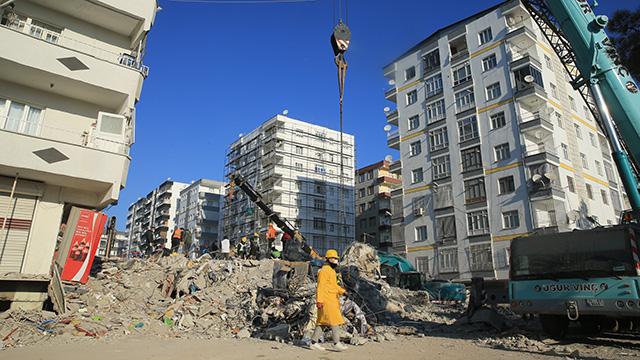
[238,133,244,138]
[531,174,543,183]
[282,109,289,115]
[383,106,390,113]
[384,155,393,162]
[524,74,535,83]
[388,79,396,86]
[383,125,392,132]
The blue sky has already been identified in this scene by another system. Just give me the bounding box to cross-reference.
[107,0,637,229]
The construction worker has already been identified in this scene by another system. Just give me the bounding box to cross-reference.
[171,227,183,253]
[309,249,348,352]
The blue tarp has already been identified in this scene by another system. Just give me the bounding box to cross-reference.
[378,252,416,273]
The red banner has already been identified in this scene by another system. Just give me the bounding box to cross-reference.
[60,209,107,283]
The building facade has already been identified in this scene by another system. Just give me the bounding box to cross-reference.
[383,0,628,280]
[223,115,355,255]
[125,180,188,249]
[97,230,128,258]
[175,179,225,251]
[0,0,157,307]
[355,160,402,253]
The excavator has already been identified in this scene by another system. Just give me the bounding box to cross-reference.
[505,0,640,338]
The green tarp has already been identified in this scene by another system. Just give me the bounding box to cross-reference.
[378,252,416,273]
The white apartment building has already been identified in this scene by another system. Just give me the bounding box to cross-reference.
[223,115,355,255]
[0,0,157,306]
[125,180,188,249]
[175,179,225,251]
[383,0,628,280]
[97,230,128,258]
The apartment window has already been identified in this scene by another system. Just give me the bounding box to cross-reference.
[415,257,429,274]
[415,225,428,242]
[432,155,451,180]
[464,177,486,203]
[426,99,446,122]
[498,176,515,194]
[0,98,43,136]
[494,143,510,161]
[461,146,482,172]
[423,49,440,72]
[550,83,558,98]
[429,127,449,151]
[502,210,520,229]
[569,96,577,111]
[436,216,456,242]
[478,27,493,45]
[358,188,366,198]
[315,164,326,174]
[439,248,458,272]
[555,111,563,128]
[589,133,597,147]
[544,54,552,69]
[490,112,506,129]
[586,183,594,199]
[482,54,497,72]
[313,198,326,210]
[453,63,472,86]
[425,74,443,98]
[467,210,489,236]
[408,115,420,130]
[567,176,576,193]
[514,65,544,89]
[601,189,609,205]
[409,141,422,156]
[458,115,479,142]
[580,153,588,169]
[435,184,453,209]
[366,185,374,196]
[595,160,603,176]
[455,88,475,113]
[367,201,375,209]
[295,146,303,155]
[470,243,493,271]
[486,82,501,101]
[561,143,569,160]
[313,217,326,230]
[405,66,416,80]
[583,106,592,121]
[358,203,366,213]
[406,90,418,105]
[604,162,615,182]
[411,168,424,184]
[574,124,582,139]
[295,162,303,170]
[365,171,374,180]
[358,174,365,183]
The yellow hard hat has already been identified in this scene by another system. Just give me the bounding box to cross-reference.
[325,249,339,259]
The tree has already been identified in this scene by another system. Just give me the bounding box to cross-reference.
[607,7,640,81]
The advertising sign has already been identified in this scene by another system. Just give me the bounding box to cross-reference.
[59,208,107,283]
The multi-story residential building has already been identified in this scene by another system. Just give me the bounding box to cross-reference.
[223,115,355,255]
[175,179,225,251]
[355,160,402,253]
[125,180,188,249]
[0,1,157,307]
[97,230,128,258]
[383,0,629,280]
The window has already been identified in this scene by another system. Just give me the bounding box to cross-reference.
[295,146,303,155]
[434,184,453,209]
[453,63,472,86]
[583,106,592,121]
[295,162,303,170]
[478,27,493,45]
[601,189,609,205]
[358,174,365,183]
[574,124,582,139]
[455,88,475,112]
[358,203,366,213]
[486,82,501,101]
[415,226,428,242]
[425,74,443,98]
[432,155,451,180]
[464,177,486,203]
[426,99,446,122]
[411,168,424,184]
[544,54,552,69]
[366,185,374,195]
[589,133,597,147]
[550,82,558,98]
[439,248,458,272]
[470,243,493,271]
[405,66,416,80]
[467,210,489,236]
[482,54,497,72]
[595,160,603,176]
[502,210,520,229]
[314,198,326,210]
[561,143,569,160]
[358,188,366,198]
[458,115,479,142]
[580,153,588,169]
[366,171,373,180]
[498,176,515,194]
[490,112,506,129]
[461,146,482,172]
[586,183,594,199]
[567,176,575,193]
[436,216,456,242]
[415,257,429,274]
[604,162,615,182]
[409,141,422,156]
[313,217,326,230]
[494,143,510,161]
[429,127,449,151]
[0,98,43,136]
[555,111,563,128]
[514,65,543,90]
[408,115,420,130]
[406,90,418,105]
[423,49,440,72]
[315,164,326,174]
[569,96,577,111]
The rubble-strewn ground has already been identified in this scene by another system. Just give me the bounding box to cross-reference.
[2,244,640,359]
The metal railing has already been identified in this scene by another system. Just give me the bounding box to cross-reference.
[386,128,399,140]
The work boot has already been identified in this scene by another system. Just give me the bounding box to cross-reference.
[332,342,348,352]
[309,343,326,351]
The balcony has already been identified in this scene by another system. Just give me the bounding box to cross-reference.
[510,53,541,69]
[523,148,560,166]
[519,114,554,138]
[387,128,400,150]
[386,109,398,126]
[389,159,401,175]
[449,36,469,64]
[384,87,397,103]
[514,82,547,108]
[504,25,537,50]
[529,184,565,201]
[262,151,284,166]
[378,197,391,212]
[378,217,392,230]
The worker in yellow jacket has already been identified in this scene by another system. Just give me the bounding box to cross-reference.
[309,249,348,352]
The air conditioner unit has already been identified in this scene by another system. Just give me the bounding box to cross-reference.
[414,208,424,216]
